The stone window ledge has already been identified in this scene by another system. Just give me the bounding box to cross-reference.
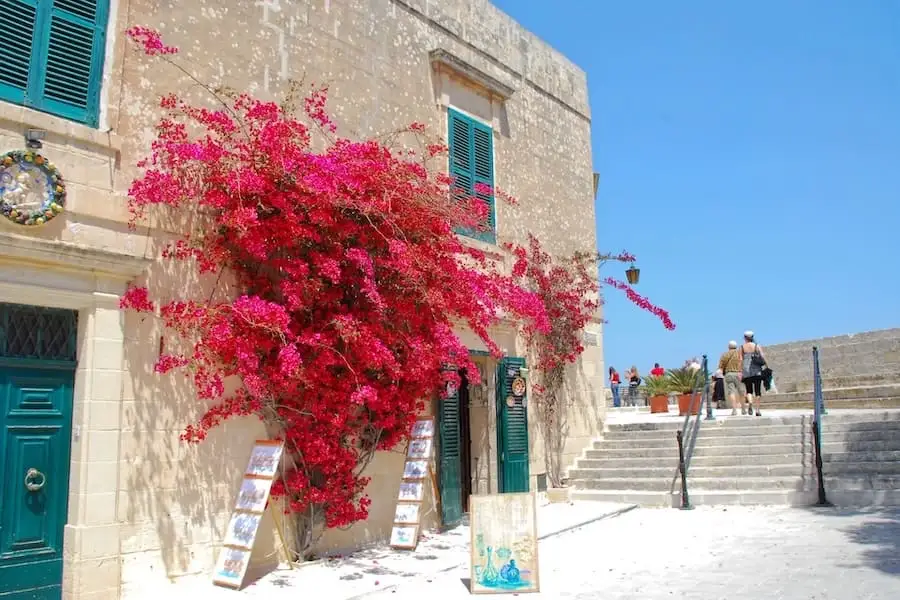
[0,101,123,155]
[430,49,516,100]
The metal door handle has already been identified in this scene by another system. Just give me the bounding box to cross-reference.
[24,468,46,492]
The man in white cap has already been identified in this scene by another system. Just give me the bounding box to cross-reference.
[718,340,744,415]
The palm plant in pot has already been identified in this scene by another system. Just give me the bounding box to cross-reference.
[643,374,671,413]
[666,366,704,416]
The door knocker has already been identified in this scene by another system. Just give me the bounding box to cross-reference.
[24,468,46,492]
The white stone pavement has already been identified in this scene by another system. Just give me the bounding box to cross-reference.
[147,501,633,600]
[368,506,900,600]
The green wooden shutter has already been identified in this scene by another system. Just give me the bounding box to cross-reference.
[448,108,496,243]
[0,0,40,106]
[36,0,109,126]
[437,367,463,526]
[496,356,530,493]
[0,0,108,127]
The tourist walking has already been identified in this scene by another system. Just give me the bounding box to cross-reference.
[609,367,622,408]
[718,340,744,415]
[627,365,642,407]
[739,331,766,416]
[712,369,726,409]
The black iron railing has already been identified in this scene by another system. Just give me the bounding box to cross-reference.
[812,346,832,506]
[674,355,711,510]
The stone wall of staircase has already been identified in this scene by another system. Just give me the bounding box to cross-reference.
[762,328,900,392]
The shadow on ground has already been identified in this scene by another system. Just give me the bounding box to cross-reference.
[808,507,900,576]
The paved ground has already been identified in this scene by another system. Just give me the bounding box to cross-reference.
[365,506,900,600]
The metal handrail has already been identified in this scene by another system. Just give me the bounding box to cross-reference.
[675,355,710,509]
[812,346,831,506]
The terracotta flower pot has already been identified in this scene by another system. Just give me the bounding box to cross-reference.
[626,266,640,284]
[649,394,669,414]
[677,393,701,416]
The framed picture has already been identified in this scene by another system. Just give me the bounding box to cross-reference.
[212,547,251,589]
[223,512,263,549]
[411,418,435,439]
[394,502,421,524]
[235,478,272,513]
[402,460,428,480]
[470,492,540,594]
[245,440,284,478]
[398,481,425,502]
[389,524,419,550]
[407,438,433,459]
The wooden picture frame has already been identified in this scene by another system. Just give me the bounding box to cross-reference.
[398,481,425,502]
[245,440,284,478]
[410,417,435,439]
[402,460,429,479]
[393,502,421,525]
[212,547,252,589]
[469,492,540,595]
[407,438,433,459]
[235,478,271,513]
[389,524,419,550]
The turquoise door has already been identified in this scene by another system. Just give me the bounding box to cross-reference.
[496,357,530,493]
[0,303,77,600]
[437,367,463,526]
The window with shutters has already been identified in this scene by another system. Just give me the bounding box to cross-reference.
[447,107,496,244]
[0,0,110,127]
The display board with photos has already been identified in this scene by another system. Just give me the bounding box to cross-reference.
[212,440,285,590]
[389,417,435,550]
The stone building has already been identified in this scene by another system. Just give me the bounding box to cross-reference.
[0,1,603,598]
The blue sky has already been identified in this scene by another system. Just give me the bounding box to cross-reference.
[492,0,900,376]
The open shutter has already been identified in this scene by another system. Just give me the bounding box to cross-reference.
[447,108,496,243]
[0,0,40,106]
[437,367,463,526]
[35,0,109,126]
[496,356,530,493]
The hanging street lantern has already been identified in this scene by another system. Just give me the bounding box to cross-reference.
[625,264,640,285]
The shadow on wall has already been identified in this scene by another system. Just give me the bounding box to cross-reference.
[120,243,276,582]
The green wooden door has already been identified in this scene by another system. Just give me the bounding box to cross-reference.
[437,367,463,526]
[496,357,530,493]
[0,303,77,600]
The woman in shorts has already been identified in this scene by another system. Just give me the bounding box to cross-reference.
[739,330,766,416]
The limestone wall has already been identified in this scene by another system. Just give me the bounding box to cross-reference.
[762,328,900,392]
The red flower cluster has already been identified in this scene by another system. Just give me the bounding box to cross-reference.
[121,29,550,535]
[602,277,676,330]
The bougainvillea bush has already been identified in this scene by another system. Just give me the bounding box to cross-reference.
[121,27,673,556]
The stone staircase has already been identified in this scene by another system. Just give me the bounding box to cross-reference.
[761,383,900,410]
[569,410,900,507]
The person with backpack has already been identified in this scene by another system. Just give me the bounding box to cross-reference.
[739,330,767,416]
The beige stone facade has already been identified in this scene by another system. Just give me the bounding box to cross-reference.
[0,1,604,598]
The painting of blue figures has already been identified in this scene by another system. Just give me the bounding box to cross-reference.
[469,492,540,594]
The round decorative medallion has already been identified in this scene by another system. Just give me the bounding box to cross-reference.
[511,376,527,397]
[0,150,66,226]
[506,395,515,408]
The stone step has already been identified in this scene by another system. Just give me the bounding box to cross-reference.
[822,475,900,491]
[598,426,899,448]
[823,461,900,475]
[570,464,811,480]
[821,439,900,452]
[571,487,820,507]
[569,489,676,508]
[602,423,814,439]
[822,450,900,462]
[765,397,900,410]
[825,489,900,507]
[575,452,809,469]
[763,384,900,404]
[781,373,900,394]
[573,476,811,492]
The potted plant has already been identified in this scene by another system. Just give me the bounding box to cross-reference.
[666,367,703,416]
[643,375,670,413]
[625,264,640,284]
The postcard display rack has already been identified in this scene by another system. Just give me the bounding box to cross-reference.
[212,440,288,590]
[389,417,436,550]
